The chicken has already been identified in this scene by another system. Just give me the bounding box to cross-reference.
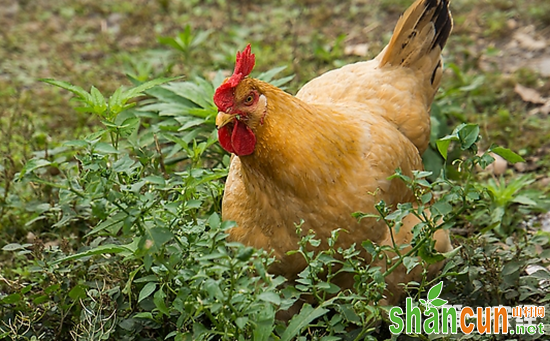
[213,0,453,306]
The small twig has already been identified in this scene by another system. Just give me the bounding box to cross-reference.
[154,133,168,179]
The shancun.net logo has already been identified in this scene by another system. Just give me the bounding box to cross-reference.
[389,281,547,335]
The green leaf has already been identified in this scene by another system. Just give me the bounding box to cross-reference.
[270,75,295,88]
[191,29,211,47]
[69,284,88,300]
[186,200,202,209]
[1,293,21,304]
[441,245,462,259]
[316,281,340,294]
[21,285,32,295]
[436,139,451,160]
[235,317,248,329]
[143,175,166,185]
[403,256,419,274]
[458,75,484,92]
[253,304,275,341]
[84,212,127,237]
[154,287,170,316]
[40,79,91,102]
[531,269,550,280]
[145,227,173,252]
[158,36,185,52]
[489,146,525,163]
[115,158,138,176]
[193,322,209,339]
[531,234,549,246]
[33,295,49,305]
[421,192,433,204]
[257,292,281,305]
[431,201,452,216]
[512,195,538,206]
[479,153,496,169]
[45,283,61,294]
[119,117,141,138]
[124,77,180,100]
[51,244,130,265]
[138,282,157,303]
[281,304,330,341]
[162,81,213,109]
[207,212,220,229]
[177,117,206,131]
[134,312,154,319]
[352,212,381,221]
[19,159,51,178]
[256,66,287,83]
[204,279,223,300]
[236,246,254,262]
[427,281,443,301]
[90,85,107,116]
[457,124,479,150]
[63,139,88,148]
[84,129,109,142]
[221,220,237,230]
[134,275,159,283]
[108,86,124,114]
[502,261,524,276]
[94,142,119,154]
[337,304,361,324]
[418,243,445,264]
[540,249,550,259]
[2,243,32,251]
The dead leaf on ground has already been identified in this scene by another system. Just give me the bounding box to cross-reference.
[539,101,550,115]
[344,43,369,57]
[539,212,550,233]
[514,84,547,104]
[513,27,547,51]
[537,57,550,77]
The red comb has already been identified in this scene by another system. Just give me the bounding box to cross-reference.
[214,44,256,111]
[232,44,255,85]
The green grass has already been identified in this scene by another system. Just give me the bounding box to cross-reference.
[1,0,549,340]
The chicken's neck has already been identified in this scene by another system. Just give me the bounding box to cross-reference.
[237,81,362,198]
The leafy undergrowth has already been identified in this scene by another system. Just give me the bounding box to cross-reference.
[1,0,550,340]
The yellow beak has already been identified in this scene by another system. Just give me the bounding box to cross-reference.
[215,112,234,129]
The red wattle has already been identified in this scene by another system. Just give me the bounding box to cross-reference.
[231,120,256,156]
[218,126,235,154]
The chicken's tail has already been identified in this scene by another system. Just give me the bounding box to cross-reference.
[378,0,452,94]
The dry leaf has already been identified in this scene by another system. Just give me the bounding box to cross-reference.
[514,84,547,104]
[538,212,550,233]
[514,162,527,172]
[513,31,546,51]
[344,43,369,57]
[525,264,547,276]
[26,232,36,243]
[536,57,550,77]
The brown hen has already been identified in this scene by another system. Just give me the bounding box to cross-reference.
[213,0,453,306]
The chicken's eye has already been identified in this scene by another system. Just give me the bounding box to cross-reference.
[244,94,255,106]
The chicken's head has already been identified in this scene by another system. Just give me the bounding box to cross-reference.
[213,44,267,156]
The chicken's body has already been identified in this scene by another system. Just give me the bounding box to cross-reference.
[224,81,425,278]
[214,0,453,305]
